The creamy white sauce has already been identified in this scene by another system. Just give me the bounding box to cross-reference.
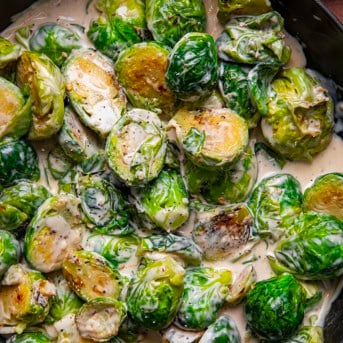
[1,0,342,342]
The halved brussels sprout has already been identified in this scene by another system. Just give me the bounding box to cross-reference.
[170,107,248,169]
[303,173,343,219]
[248,174,303,238]
[0,37,21,70]
[262,68,334,160]
[0,230,20,278]
[133,169,189,232]
[161,325,204,343]
[79,175,134,236]
[0,139,39,188]
[217,11,291,65]
[0,264,56,332]
[46,271,83,324]
[0,77,31,140]
[199,315,241,343]
[75,297,127,342]
[16,51,65,140]
[217,0,272,22]
[62,250,123,301]
[193,204,252,260]
[24,194,84,273]
[285,326,323,343]
[63,49,126,137]
[139,233,202,266]
[166,33,218,102]
[270,212,343,280]
[29,23,82,67]
[6,332,51,343]
[83,233,140,269]
[127,256,185,330]
[245,273,306,341]
[106,108,167,186]
[47,146,75,181]
[176,267,232,330]
[0,203,27,232]
[115,42,175,117]
[146,0,206,47]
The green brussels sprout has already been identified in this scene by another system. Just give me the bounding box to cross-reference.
[176,267,232,330]
[29,23,82,67]
[285,326,323,343]
[47,146,74,181]
[62,250,123,301]
[88,16,141,61]
[269,212,343,280]
[63,49,126,137]
[248,174,303,238]
[0,230,20,278]
[162,325,204,343]
[0,203,27,232]
[16,51,65,140]
[170,107,248,169]
[83,233,140,269]
[245,273,306,341]
[217,0,272,22]
[193,204,252,260]
[0,37,21,70]
[139,233,202,266]
[0,139,39,188]
[217,11,291,65]
[199,315,241,343]
[6,332,51,343]
[303,173,343,219]
[133,169,189,232]
[166,33,218,102]
[115,42,175,117]
[0,264,56,332]
[75,297,127,342]
[262,68,334,160]
[45,271,83,324]
[0,77,31,140]
[106,108,167,186]
[127,256,185,330]
[146,0,206,47]
[24,194,84,273]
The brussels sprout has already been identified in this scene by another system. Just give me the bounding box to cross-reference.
[115,42,175,117]
[29,23,81,67]
[106,108,167,186]
[62,250,123,301]
[24,194,84,273]
[83,233,140,269]
[47,146,75,181]
[217,0,272,22]
[269,212,343,280]
[262,68,334,160]
[63,49,126,137]
[217,11,291,65]
[46,271,83,324]
[248,174,303,238]
[166,33,218,102]
[245,273,306,341]
[146,0,206,47]
[0,139,39,188]
[88,16,141,61]
[6,332,51,343]
[0,37,21,70]
[0,230,20,278]
[303,173,343,219]
[162,325,204,343]
[0,264,56,331]
[193,204,252,260]
[199,315,241,343]
[285,326,323,343]
[133,169,189,232]
[127,257,185,330]
[184,89,225,111]
[0,203,27,232]
[170,108,248,169]
[139,233,202,266]
[0,77,31,140]
[176,267,232,330]
[16,51,65,140]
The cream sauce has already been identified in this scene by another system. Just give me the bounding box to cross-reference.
[1,0,342,342]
